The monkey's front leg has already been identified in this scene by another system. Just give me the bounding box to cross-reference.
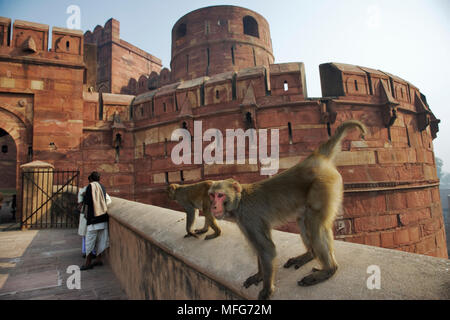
[243,256,275,300]
[243,257,263,288]
[184,208,199,238]
[256,254,275,300]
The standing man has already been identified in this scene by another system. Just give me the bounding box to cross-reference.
[80,172,111,270]
[78,175,92,258]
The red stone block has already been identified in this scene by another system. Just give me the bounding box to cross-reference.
[406,189,431,208]
[398,244,416,253]
[343,193,386,217]
[364,233,381,247]
[435,229,447,249]
[343,235,365,244]
[366,166,397,181]
[420,218,441,237]
[416,208,431,221]
[393,228,410,246]
[430,203,442,218]
[399,211,418,226]
[386,191,408,210]
[380,230,396,248]
[430,187,440,202]
[353,215,397,232]
[408,226,420,243]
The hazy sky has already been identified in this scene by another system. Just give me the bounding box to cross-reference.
[2,0,449,171]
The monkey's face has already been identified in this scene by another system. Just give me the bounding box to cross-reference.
[167,184,179,200]
[209,179,242,219]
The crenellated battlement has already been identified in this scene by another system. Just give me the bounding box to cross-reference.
[0,16,84,64]
[319,62,440,138]
[83,17,162,95]
[131,61,435,126]
[320,62,422,106]
[84,18,120,46]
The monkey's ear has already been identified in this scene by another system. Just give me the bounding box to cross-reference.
[205,180,213,188]
[168,184,178,191]
[232,181,242,194]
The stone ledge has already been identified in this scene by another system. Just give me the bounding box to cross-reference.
[107,197,450,299]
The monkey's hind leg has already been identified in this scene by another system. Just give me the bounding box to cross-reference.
[194,211,211,235]
[298,216,338,286]
[284,215,314,269]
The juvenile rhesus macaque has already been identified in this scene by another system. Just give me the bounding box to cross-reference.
[208,120,367,299]
[168,180,222,240]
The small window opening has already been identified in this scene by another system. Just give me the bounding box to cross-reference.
[165,172,169,184]
[182,122,187,129]
[164,138,168,156]
[406,125,411,147]
[66,41,70,50]
[216,90,220,100]
[354,79,358,91]
[176,23,187,39]
[283,81,288,92]
[245,112,254,130]
[1,145,8,153]
[243,16,259,38]
[231,46,235,65]
[142,142,146,157]
[163,102,167,112]
[180,170,185,182]
[288,122,293,144]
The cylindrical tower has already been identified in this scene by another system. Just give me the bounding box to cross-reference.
[170,5,274,82]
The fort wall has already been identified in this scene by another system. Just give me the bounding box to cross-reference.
[0,5,446,258]
[84,18,163,94]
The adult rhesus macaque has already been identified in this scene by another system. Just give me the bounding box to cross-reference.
[168,180,221,240]
[208,120,367,299]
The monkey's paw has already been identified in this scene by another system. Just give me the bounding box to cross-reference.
[194,228,208,235]
[204,233,219,240]
[243,273,263,288]
[184,232,199,238]
[257,287,274,300]
[298,268,335,286]
[284,252,313,269]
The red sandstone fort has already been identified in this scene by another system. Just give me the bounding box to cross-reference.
[0,6,447,258]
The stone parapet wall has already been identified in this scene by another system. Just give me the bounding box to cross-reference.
[106,197,450,300]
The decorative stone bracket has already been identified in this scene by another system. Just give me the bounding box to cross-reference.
[379,81,399,128]
[414,91,440,139]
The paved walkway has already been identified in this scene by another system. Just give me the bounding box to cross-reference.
[0,228,127,299]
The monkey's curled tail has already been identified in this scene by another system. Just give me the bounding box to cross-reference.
[317,120,367,161]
